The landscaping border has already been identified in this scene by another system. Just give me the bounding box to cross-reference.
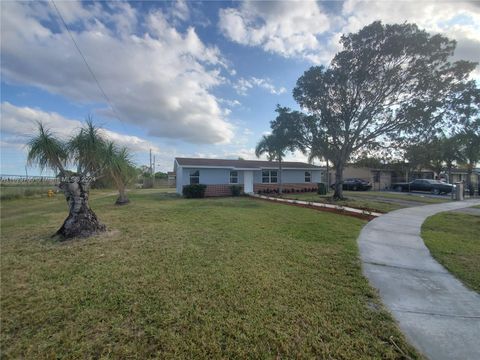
[250,194,382,220]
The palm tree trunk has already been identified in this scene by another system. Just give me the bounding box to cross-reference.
[56,176,106,239]
[466,162,474,197]
[115,184,130,205]
[111,173,130,205]
[278,158,283,194]
[326,160,329,191]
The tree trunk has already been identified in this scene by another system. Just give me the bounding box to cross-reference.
[333,162,345,200]
[278,158,283,194]
[326,160,330,192]
[466,163,474,197]
[447,165,452,184]
[115,185,130,205]
[56,176,106,240]
[112,174,130,205]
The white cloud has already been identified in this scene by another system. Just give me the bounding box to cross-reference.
[340,1,480,65]
[1,1,234,144]
[0,102,160,154]
[219,0,480,75]
[234,77,287,96]
[170,0,190,22]
[219,0,331,62]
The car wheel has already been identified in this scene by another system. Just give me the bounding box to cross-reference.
[395,186,403,192]
[352,185,357,191]
[431,188,440,195]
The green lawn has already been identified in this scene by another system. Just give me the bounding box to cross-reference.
[422,211,480,292]
[0,184,58,200]
[279,192,403,213]
[343,191,449,204]
[1,190,419,359]
[279,191,449,213]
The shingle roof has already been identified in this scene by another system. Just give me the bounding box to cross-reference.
[175,157,322,169]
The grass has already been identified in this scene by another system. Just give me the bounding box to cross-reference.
[279,192,403,213]
[342,191,449,204]
[422,211,480,292]
[1,189,420,359]
[279,191,449,213]
[0,184,58,200]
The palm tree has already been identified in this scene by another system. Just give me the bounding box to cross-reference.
[458,129,480,195]
[438,135,462,184]
[255,134,286,194]
[103,141,136,205]
[308,143,330,191]
[28,121,106,239]
[27,120,134,239]
[27,123,68,174]
[68,118,106,176]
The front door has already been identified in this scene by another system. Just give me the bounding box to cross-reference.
[244,170,253,193]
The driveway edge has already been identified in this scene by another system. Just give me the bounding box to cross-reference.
[357,200,480,360]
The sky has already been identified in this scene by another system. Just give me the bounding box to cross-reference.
[1,0,479,176]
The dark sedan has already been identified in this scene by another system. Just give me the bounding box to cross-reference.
[331,178,372,191]
[391,179,453,195]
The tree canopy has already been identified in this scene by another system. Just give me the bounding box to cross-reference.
[266,21,477,199]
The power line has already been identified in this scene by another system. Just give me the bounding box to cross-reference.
[50,0,123,123]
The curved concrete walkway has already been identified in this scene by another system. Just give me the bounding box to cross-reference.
[358,200,480,360]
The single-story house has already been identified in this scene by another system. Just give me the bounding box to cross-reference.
[447,168,480,189]
[328,166,395,191]
[174,157,326,196]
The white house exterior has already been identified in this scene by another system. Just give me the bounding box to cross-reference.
[174,158,326,196]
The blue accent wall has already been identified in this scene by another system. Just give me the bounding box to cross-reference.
[179,168,324,187]
[181,168,244,185]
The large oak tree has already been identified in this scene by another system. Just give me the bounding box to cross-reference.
[286,21,476,199]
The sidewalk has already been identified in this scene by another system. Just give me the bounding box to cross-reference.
[357,200,480,360]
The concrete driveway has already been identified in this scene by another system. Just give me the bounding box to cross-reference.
[358,200,480,360]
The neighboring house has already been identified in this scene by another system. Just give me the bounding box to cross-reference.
[328,166,395,191]
[174,158,326,197]
[447,168,480,188]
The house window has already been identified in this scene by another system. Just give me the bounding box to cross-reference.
[305,171,311,183]
[230,171,238,184]
[262,170,278,183]
[189,170,199,184]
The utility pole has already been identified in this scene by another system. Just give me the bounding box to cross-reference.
[149,149,152,176]
[153,155,156,188]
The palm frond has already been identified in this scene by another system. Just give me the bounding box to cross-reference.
[69,117,107,175]
[27,122,68,174]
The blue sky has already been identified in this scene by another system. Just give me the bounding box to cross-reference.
[1,0,479,175]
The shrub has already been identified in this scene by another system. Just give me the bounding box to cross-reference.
[24,189,37,197]
[317,183,327,195]
[230,185,242,196]
[182,184,207,198]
